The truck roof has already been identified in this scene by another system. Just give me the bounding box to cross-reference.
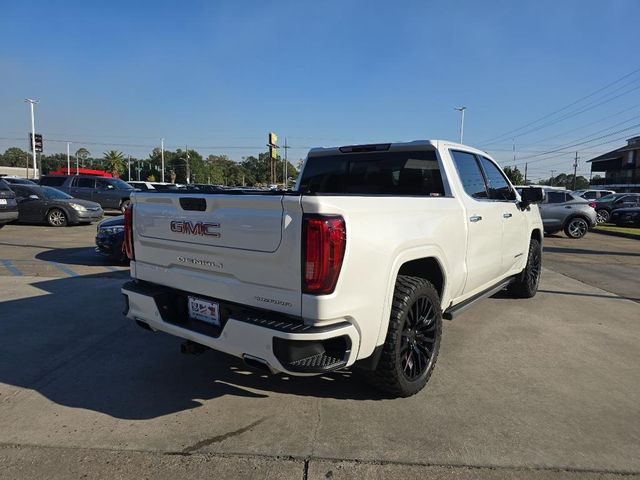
[307,140,490,158]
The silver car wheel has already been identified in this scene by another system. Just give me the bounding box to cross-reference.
[596,209,609,223]
[48,209,67,227]
[567,218,588,238]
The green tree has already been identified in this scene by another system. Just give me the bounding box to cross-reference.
[0,147,30,168]
[503,166,524,186]
[103,150,125,177]
[538,173,589,190]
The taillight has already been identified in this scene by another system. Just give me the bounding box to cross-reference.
[589,202,596,209]
[302,215,346,294]
[123,205,135,260]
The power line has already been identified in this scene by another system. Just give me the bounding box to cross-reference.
[517,123,640,161]
[516,102,640,149]
[479,66,640,145]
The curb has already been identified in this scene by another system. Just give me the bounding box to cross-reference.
[592,228,640,241]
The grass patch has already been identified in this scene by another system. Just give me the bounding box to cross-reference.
[594,224,640,237]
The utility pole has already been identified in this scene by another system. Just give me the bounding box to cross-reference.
[127,154,131,181]
[454,106,466,143]
[572,151,579,191]
[66,142,71,175]
[524,162,528,184]
[283,137,290,189]
[24,99,38,178]
[161,138,165,182]
[550,170,556,186]
[185,145,190,184]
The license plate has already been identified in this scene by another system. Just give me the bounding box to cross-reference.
[0,199,6,205]
[188,296,220,326]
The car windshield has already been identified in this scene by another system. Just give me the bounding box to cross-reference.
[40,187,73,200]
[598,194,618,202]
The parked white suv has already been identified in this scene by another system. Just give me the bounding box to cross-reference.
[121,140,544,397]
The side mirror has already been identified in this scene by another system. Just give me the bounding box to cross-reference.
[520,187,544,208]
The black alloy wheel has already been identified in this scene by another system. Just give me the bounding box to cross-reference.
[400,295,438,381]
[362,276,442,397]
[508,238,541,298]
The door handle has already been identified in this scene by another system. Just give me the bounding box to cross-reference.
[469,215,483,223]
[564,206,572,209]
[503,212,513,218]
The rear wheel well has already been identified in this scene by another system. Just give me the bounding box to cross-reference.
[531,229,542,244]
[397,258,444,298]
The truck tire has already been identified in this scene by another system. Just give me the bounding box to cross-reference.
[507,238,541,298]
[363,275,442,397]
[564,217,589,239]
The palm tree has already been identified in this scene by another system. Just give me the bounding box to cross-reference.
[103,150,125,177]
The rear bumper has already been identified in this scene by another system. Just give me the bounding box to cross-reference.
[121,280,360,375]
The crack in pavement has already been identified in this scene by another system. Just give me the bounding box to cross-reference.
[181,417,267,454]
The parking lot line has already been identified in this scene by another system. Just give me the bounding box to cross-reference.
[49,262,79,278]
[1,260,23,276]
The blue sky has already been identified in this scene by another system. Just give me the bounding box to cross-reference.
[1,0,638,179]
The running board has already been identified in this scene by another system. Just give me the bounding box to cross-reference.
[443,276,515,320]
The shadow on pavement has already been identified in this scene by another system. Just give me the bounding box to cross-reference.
[0,273,386,421]
[537,288,640,302]
[35,246,127,267]
[544,246,640,257]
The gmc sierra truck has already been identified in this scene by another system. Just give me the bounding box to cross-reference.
[122,140,544,397]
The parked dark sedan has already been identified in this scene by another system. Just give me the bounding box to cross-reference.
[610,207,640,227]
[0,178,19,228]
[95,215,127,262]
[594,193,640,223]
[9,184,103,226]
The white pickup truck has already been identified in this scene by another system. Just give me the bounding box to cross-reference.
[122,140,544,397]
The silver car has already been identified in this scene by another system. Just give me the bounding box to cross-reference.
[538,190,597,239]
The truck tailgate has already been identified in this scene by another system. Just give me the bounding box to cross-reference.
[131,193,303,315]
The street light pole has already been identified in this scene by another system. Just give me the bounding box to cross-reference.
[454,106,466,144]
[161,138,165,182]
[24,98,38,178]
[66,142,71,175]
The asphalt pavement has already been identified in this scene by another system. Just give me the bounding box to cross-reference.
[543,230,640,302]
[0,225,639,479]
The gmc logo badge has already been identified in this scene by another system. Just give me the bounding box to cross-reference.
[170,220,221,237]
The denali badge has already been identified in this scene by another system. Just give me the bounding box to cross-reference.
[254,296,293,308]
[170,220,220,237]
[177,256,223,269]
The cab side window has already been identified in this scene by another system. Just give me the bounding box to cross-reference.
[546,192,566,203]
[478,157,516,201]
[75,178,95,188]
[450,151,488,199]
